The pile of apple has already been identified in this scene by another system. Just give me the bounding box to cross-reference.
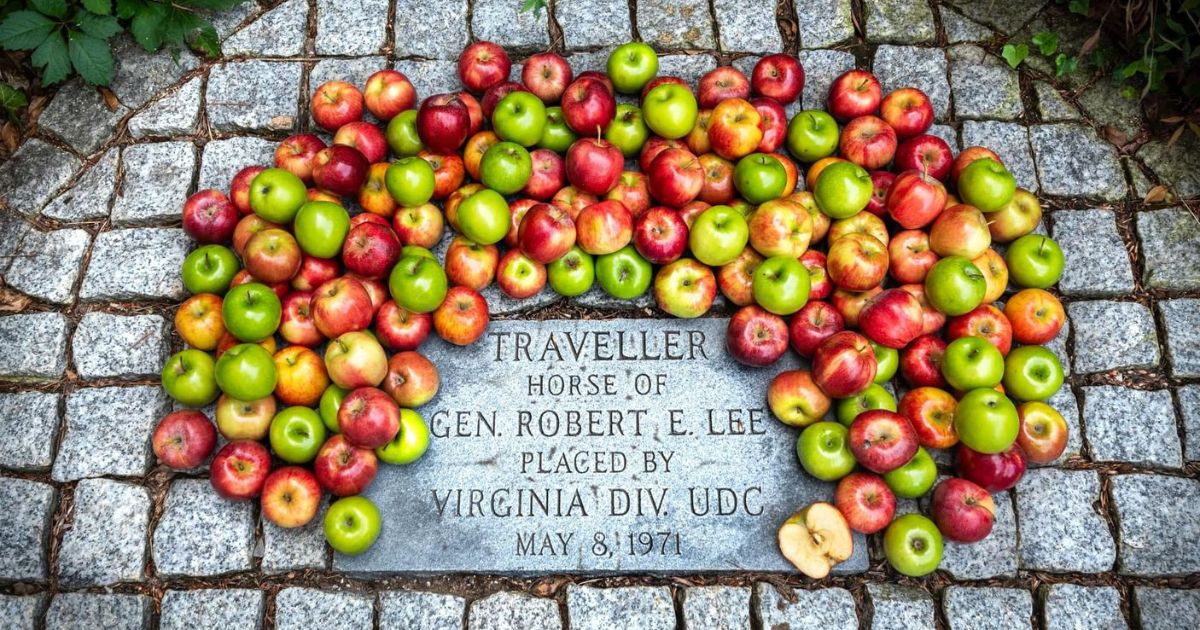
[153,38,1071,571]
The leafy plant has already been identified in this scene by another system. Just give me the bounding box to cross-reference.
[1001,43,1029,69]
[0,0,247,87]
[520,0,548,17]
[0,82,27,119]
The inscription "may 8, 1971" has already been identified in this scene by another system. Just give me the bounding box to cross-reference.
[339,318,867,574]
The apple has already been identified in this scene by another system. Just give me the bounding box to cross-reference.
[830,286,882,328]
[380,158,434,209]
[888,229,938,284]
[314,434,378,497]
[358,163,397,217]
[654,259,716,318]
[243,229,301,285]
[689,205,749,267]
[363,69,416,120]
[175,293,225,351]
[422,150,467,200]
[1005,288,1065,345]
[607,170,652,216]
[324,330,388,389]
[417,93,471,154]
[883,513,943,577]
[506,198,537,247]
[375,301,431,352]
[800,250,831,299]
[898,386,956,451]
[795,422,856,481]
[250,168,307,224]
[647,147,703,208]
[433,286,489,345]
[481,81,526,120]
[273,345,328,407]
[838,115,896,170]
[332,121,387,164]
[955,388,1020,454]
[882,446,937,498]
[291,255,340,293]
[377,351,440,409]
[493,91,547,148]
[942,335,1005,391]
[349,274,387,316]
[231,216,279,262]
[392,203,444,249]
[324,495,381,555]
[594,245,652,299]
[678,200,711,228]
[1002,345,1064,402]
[686,109,713,154]
[768,370,831,427]
[929,204,991,259]
[602,41,656,94]
[386,109,424,157]
[698,153,735,204]
[752,53,804,103]
[464,131,499,182]
[873,342,899,383]
[785,110,839,163]
[210,440,271,500]
[952,145,1002,181]
[894,134,953,181]
[523,51,572,103]
[182,189,238,244]
[551,186,599,220]
[547,246,595,296]
[312,145,369,197]
[478,143,532,196]
[230,166,265,214]
[640,82,698,141]
[827,211,889,246]
[958,158,1016,212]
[864,170,896,217]
[311,81,363,131]
[640,136,685,171]
[698,66,750,109]
[836,383,897,426]
[539,105,579,153]
[835,472,896,534]
[566,137,623,195]
[707,98,762,160]
[221,282,280,342]
[268,406,326,464]
[930,478,995,544]
[857,288,923,349]
[879,88,934,138]
[288,203,348,261]
[900,283,947,335]
[811,331,877,398]
[899,333,948,389]
[576,200,633,256]
[752,255,810,316]
[215,394,276,441]
[215,343,277,401]
[989,188,1042,243]
[260,466,321,529]
[731,153,785,204]
[318,385,346,434]
[521,149,566,201]
[827,70,881,121]
[777,502,854,579]
[342,222,401,281]
[443,236,497,290]
[788,300,844,358]
[562,76,616,135]
[747,199,810,258]
[458,41,510,93]
[497,249,547,299]
[717,246,763,306]
[519,203,576,264]
[453,189,508,247]
[813,161,873,219]
[924,256,986,316]
[152,410,216,470]
[335,387,400,450]
[847,410,919,474]
[640,75,686,99]
[948,304,1012,356]
[886,170,946,230]
[973,248,1009,304]
[957,444,1026,492]
[751,97,787,153]
[310,277,372,339]
[827,233,888,292]
[724,305,788,367]
[1016,401,1069,464]
[1005,234,1064,289]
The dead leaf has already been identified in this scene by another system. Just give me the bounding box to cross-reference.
[0,122,17,152]
[1143,185,1170,204]
[100,87,120,112]
[1160,116,1185,124]
[0,289,31,313]
[1168,125,1185,146]
[1103,126,1127,147]
[1080,28,1102,56]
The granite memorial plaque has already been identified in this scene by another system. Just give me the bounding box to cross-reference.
[337,318,867,574]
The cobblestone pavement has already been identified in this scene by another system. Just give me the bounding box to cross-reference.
[1,0,1199,628]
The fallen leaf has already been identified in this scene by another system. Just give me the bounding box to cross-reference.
[1079,28,1102,56]
[1168,125,1185,146]
[1143,185,1171,204]
[1103,126,1127,147]
[0,289,31,313]
[100,87,120,112]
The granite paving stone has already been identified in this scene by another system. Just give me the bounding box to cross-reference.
[1136,207,1200,291]
[943,7,995,43]
[0,392,59,471]
[207,61,302,132]
[928,124,961,152]
[1016,468,1115,572]
[262,496,329,573]
[714,0,782,52]
[0,193,33,266]
[4,228,90,305]
[379,591,467,630]
[160,589,265,630]
[311,57,389,95]
[41,148,118,221]
[1138,134,1200,198]
[798,49,856,111]
[393,0,468,59]
[943,587,1033,630]
[567,50,610,74]
[0,477,54,582]
[222,0,306,57]
[395,60,462,100]
[1159,299,1200,377]
[795,0,855,49]
[865,584,936,630]
[682,586,750,630]
[316,0,389,55]
[1112,474,1200,576]
[468,591,562,630]
[72,313,168,380]
[1083,386,1181,469]
[873,46,950,120]
[1068,301,1160,373]
[1043,386,1082,465]
[948,45,1023,119]
[198,136,278,191]
[0,139,81,217]
[0,313,68,381]
[1041,584,1125,630]
[109,37,199,110]
[57,478,151,586]
[153,479,256,577]
[1051,209,1135,296]
[1126,157,1154,198]
[1135,587,1200,630]
[656,54,720,87]
[756,584,857,629]
[556,0,632,49]
[44,593,151,630]
[865,0,936,44]
[53,385,169,481]
[275,588,374,630]
[961,121,1038,191]
[947,0,1048,34]
[940,490,1018,578]
[0,594,43,630]
[1034,81,1081,121]
[1029,123,1127,200]
[568,585,674,630]
[1179,385,1200,461]
[637,0,717,50]
[128,76,202,137]
[210,1,260,39]
[36,80,126,154]
[472,0,549,49]
[112,142,196,226]
[1078,79,1144,139]
[572,284,653,310]
[80,228,192,301]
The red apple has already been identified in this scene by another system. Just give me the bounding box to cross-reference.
[857,288,924,349]
[879,88,934,139]
[312,276,374,338]
[566,138,623,196]
[848,410,919,474]
[507,198,538,247]
[359,162,397,217]
[497,249,547,299]
[957,445,1026,493]
[345,273,386,316]
[639,136,686,172]
[375,300,432,351]
[887,170,947,230]
[698,153,735,205]
[835,472,896,534]
[562,76,616,135]
[576,199,633,256]
[260,466,321,528]
[811,331,877,398]
[931,478,995,543]
[751,53,804,103]
[865,170,896,217]
[364,69,416,120]
[726,305,788,367]
[210,440,271,500]
[716,247,761,306]
[633,206,688,265]
[830,286,881,328]
[952,146,1002,183]
[311,81,363,131]
[838,115,897,170]
[417,93,471,154]
[393,203,445,248]
[899,333,948,388]
[607,170,653,216]
[481,81,527,120]
[312,145,369,197]
[518,203,576,264]
[313,434,377,496]
[524,148,566,201]
[888,229,938,284]
[333,121,388,164]
[433,285,490,345]
[458,91,484,136]
[1016,402,1069,464]
[788,300,844,358]
[551,186,599,221]
[275,133,326,183]
[458,41,511,94]
[698,66,751,109]
[244,228,301,284]
[827,70,881,121]
[899,386,959,449]
[280,290,324,347]
[382,350,440,407]
[800,250,831,300]
[182,189,238,244]
[708,98,762,160]
[899,283,946,335]
[647,147,703,208]
[1005,288,1065,345]
[341,222,401,280]
[153,410,217,470]
[826,233,888,291]
[230,166,265,214]
[523,51,572,103]
[678,200,710,228]
[445,236,499,290]
[421,151,466,200]
[338,386,401,449]
[686,108,713,155]
[752,97,787,153]
[895,134,953,181]
[947,304,1013,356]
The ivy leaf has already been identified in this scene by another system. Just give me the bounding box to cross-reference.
[76,10,122,40]
[521,0,549,16]
[1054,53,1078,77]
[83,0,112,15]
[0,83,28,119]
[129,3,166,51]
[1032,32,1058,56]
[0,11,56,50]
[68,30,114,85]
[29,0,67,19]
[1001,43,1028,69]
[31,31,69,85]
[189,22,221,58]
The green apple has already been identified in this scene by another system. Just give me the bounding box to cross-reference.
[401,245,436,259]
[385,109,424,157]
[479,141,533,195]
[324,496,381,556]
[883,513,943,577]
[222,282,282,342]
[734,153,788,204]
[605,103,650,157]
[1002,345,1063,402]
[269,406,326,464]
[596,245,652,299]
[958,158,1016,212]
[293,201,350,258]
[752,255,810,315]
[786,110,839,162]
[835,383,897,426]
[385,156,436,207]
[872,342,899,384]
[923,256,986,316]
[954,388,1020,454]
[539,106,578,153]
[941,336,1005,391]
[813,161,873,219]
[689,205,749,267]
[1005,234,1064,289]
[249,168,307,223]
[796,421,856,481]
[883,447,937,498]
[161,349,218,407]
[457,188,511,245]
[388,254,448,313]
[547,246,595,296]
[181,245,240,295]
[607,42,659,94]
[215,343,277,402]
[493,91,547,147]
[319,384,348,433]
[642,82,698,140]
[375,408,430,464]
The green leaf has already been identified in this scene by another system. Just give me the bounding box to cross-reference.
[129,3,166,51]
[1032,31,1058,56]
[75,10,121,39]
[1001,43,1028,69]
[68,30,114,85]
[189,21,220,58]
[175,0,247,9]
[83,0,112,15]
[1054,53,1078,77]
[520,0,548,16]
[115,0,141,19]
[29,0,67,19]
[0,10,56,50]
[1068,0,1090,15]
[31,31,69,85]
[0,82,28,118]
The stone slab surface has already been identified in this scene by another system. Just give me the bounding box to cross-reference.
[57,478,151,587]
[393,0,468,59]
[199,136,278,191]
[0,594,43,630]
[873,46,950,120]
[940,490,1017,578]
[1082,387,1181,469]
[1112,474,1200,576]
[52,385,169,482]
[683,585,750,630]
[80,228,192,301]
[1029,123,1127,201]
[0,391,60,471]
[637,0,716,50]
[262,496,329,573]
[72,313,168,380]
[1050,210,1134,297]
[1159,299,1200,377]
[1135,587,1200,630]
[865,584,935,630]
[42,148,118,221]
[1180,385,1200,462]
[112,142,196,227]
[44,593,150,630]
[1136,207,1200,291]
[0,477,55,582]
[0,139,80,217]
[796,0,854,48]
[943,587,1032,630]
[207,61,302,132]
[160,589,265,630]
[128,76,202,137]
[379,590,467,630]
[5,228,91,305]
[567,585,674,630]
[275,588,374,630]
[1015,468,1115,573]
[1068,301,1159,374]
[152,478,256,577]
[1041,584,1125,630]
[0,313,69,381]
[756,584,857,629]
[468,591,562,630]
[556,0,632,49]
[224,0,306,57]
